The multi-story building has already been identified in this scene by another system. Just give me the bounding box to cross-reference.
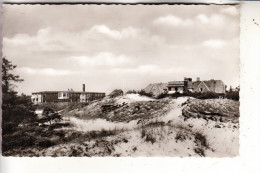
[31,84,105,103]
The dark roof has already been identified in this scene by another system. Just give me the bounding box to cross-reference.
[168,81,185,87]
[32,91,60,94]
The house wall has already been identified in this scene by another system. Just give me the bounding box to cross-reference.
[32,91,105,103]
[31,94,43,103]
[43,93,59,102]
[58,92,69,100]
[68,93,81,102]
[214,81,226,94]
[80,93,105,102]
[168,86,184,93]
[165,79,226,94]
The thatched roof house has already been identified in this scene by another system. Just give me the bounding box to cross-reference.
[143,78,226,96]
[143,83,168,97]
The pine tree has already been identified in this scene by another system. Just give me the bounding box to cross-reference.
[2,57,35,129]
[2,57,24,93]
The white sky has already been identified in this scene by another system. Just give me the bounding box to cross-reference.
[2,5,240,95]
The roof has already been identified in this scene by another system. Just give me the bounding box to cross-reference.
[168,81,185,87]
[204,80,225,93]
[191,81,201,90]
[143,83,168,96]
[192,80,225,93]
[32,91,105,94]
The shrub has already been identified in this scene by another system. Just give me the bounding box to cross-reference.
[175,131,187,142]
[140,127,156,144]
[99,129,117,137]
[141,128,146,138]
[226,91,239,101]
[194,132,209,149]
[164,91,221,100]
[146,121,165,127]
[37,139,56,148]
[156,93,169,99]
[196,92,219,99]
[145,134,156,144]
[88,129,117,139]
[126,90,137,94]
[194,147,205,157]
[138,90,153,97]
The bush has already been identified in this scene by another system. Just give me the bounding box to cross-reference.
[156,93,169,99]
[196,92,219,99]
[145,134,156,144]
[37,139,56,148]
[2,92,36,123]
[175,131,187,142]
[138,90,153,97]
[161,91,221,100]
[226,91,239,101]
[126,90,137,94]
[140,127,156,144]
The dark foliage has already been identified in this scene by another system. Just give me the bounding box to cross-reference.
[195,92,219,99]
[2,57,23,93]
[194,133,208,148]
[156,93,169,99]
[157,91,222,100]
[194,147,205,157]
[2,57,37,153]
[2,92,36,126]
[226,91,239,101]
[145,134,156,144]
[146,121,165,127]
[138,89,153,97]
[175,131,186,142]
[126,90,137,94]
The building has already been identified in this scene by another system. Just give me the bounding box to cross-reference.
[168,77,226,94]
[143,77,226,97]
[167,81,185,94]
[31,84,105,103]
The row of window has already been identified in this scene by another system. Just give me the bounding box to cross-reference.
[81,93,105,97]
[33,93,105,99]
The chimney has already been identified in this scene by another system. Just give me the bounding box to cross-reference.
[197,77,200,81]
[83,84,85,92]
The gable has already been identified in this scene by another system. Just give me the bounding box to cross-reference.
[194,81,211,92]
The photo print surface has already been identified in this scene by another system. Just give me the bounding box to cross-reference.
[2,4,240,157]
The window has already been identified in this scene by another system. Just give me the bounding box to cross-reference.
[200,88,203,91]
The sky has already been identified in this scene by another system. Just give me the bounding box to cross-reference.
[2,5,240,95]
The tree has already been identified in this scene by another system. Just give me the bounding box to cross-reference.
[2,57,35,131]
[2,57,23,93]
